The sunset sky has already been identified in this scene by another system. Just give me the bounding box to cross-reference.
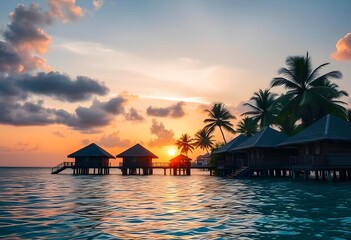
[1,0,351,167]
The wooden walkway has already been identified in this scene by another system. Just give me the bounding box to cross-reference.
[51,161,214,174]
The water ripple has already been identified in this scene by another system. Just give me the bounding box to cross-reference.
[1,168,351,239]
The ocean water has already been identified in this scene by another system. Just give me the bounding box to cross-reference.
[0,168,351,239]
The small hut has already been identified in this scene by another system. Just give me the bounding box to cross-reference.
[279,114,351,180]
[212,134,249,176]
[169,154,192,175]
[116,143,158,175]
[232,127,294,177]
[67,143,115,175]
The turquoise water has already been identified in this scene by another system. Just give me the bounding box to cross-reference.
[0,168,351,239]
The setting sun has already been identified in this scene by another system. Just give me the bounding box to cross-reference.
[168,148,176,156]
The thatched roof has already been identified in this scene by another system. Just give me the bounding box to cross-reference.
[279,114,351,146]
[212,134,249,154]
[67,143,115,158]
[116,143,158,158]
[169,154,192,162]
[233,127,288,151]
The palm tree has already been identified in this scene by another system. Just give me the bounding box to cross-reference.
[276,118,303,136]
[204,103,236,144]
[236,117,258,136]
[193,128,215,154]
[271,52,347,127]
[175,133,194,156]
[313,81,348,119]
[241,89,278,129]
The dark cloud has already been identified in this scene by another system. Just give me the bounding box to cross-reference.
[125,107,144,121]
[98,131,131,148]
[0,100,57,126]
[146,102,186,118]
[0,72,108,102]
[2,3,52,72]
[17,71,108,102]
[0,41,22,73]
[56,96,127,131]
[148,119,176,147]
[102,97,125,114]
[0,95,127,131]
[0,1,88,74]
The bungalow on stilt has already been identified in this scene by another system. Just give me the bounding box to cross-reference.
[231,127,295,178]
[169,154,192,176]
[116,143,158,175]
[212,134,249,177]
[279,114,351,181]
[68,143,115,175]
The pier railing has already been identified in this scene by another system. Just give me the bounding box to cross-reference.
[51,161,75,174]
[152,162,170,167]
[290,154,351,168]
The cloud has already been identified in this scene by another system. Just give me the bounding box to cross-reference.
[148,119,176,147]
[52,131,65,138]
[0,71,108,102]
[125,107,144,121]
[331,33,351,61]
[2,3,52,72]
[17,71,108,102]
[146,102,186,118]
[0,100,57,126]
[0,94,127,131]
[0,41,23,73]
[47,0,83,23]
[57,96,127,130]
[98,131,131,148]
[0,1,96,74]
[81,139,90,145]
[93,0,104,10]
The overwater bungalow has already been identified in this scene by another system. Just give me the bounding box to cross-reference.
[169,154,192,175]
[194,153,211,166]
[67,143,115,175]
[279,114,351,181]
[231,127,295,178]
[212,134,249,176]
[116,143,158,175]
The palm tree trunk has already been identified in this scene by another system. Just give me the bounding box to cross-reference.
[219,126,227,144]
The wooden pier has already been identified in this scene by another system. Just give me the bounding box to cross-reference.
[51,161,214,175]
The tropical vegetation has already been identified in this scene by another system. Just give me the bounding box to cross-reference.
[270,52,348,128]
[203,103,236,144]
[193,128,215,154]
[175,133,194,156]
[236,117,257,136]
[177,52,349,157]
[241,89,278,129]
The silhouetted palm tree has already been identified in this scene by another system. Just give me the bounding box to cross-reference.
[241,89,278,129]
[210,142,225,154]
[236,117,258,136]
[204,103,236,144]
[314,81,348,118]
[271,52,347,127]
[175,133,194,156]
[193,128,214,154]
